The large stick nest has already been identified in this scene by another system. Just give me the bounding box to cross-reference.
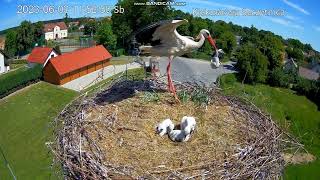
[50,76,304,179]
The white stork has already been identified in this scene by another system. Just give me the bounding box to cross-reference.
[138,19,217,100]
[211,49,224,68]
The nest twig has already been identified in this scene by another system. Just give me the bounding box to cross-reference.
[49,75,304,179]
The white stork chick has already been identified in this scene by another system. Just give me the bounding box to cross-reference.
[156,119,174,136]
[180,116,196,135]
[168,129,191,142]
[211,49,224,68]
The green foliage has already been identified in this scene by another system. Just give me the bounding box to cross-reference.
[235,44,269,84]
[177,90,191,104]
[177,88,210,106]
[10,59,27,64]
[190,89,210,106]
[64,13,70,27]
[287,38,304,50]
[0,65,42,97]
[286,47,304,62]
[46,40,61,54]
[4,30,17,57]
[143,91,160,102]
[16,21,35,54]
[216,31,236,55]
[293,77,320,107]
[95,21,117,50]
[84,20,97,36]
[268,68,296,88]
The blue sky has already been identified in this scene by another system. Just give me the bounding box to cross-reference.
[1,0,320,51]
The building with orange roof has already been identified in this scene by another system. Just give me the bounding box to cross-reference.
[27,47,59,67]
[44,22,68,40]
[43,45,112,85]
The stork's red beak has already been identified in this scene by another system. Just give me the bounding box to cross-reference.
[207,35,217,50]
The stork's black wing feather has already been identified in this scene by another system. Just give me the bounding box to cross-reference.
[130,20,171,46]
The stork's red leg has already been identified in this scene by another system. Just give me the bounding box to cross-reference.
[166,57,173,92]
[167,56,180,102]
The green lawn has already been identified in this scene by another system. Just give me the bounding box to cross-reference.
[219,74,320,179]
[110,56,133,65]
[0,82,78,180]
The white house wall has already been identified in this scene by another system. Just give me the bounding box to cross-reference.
[43,51,58,67]
[45,26,68,40]
[0,53,5,74]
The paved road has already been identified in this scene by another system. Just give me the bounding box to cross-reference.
[62,63,141,91]
[144,56,236,86]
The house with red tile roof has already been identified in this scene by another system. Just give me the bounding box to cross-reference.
[43,45,112,85]
[44,22,68,40]
[27,47,59,67]
[298,66,319,81]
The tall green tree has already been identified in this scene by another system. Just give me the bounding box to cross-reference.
[235,44,269,84]
[4,30,17,57]
[95,21,117,50]
[64,13,70,27]
[84,20,97,36]
[216,31,236,55]
[16,21,35,55]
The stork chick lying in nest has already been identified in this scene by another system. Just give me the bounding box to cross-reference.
[156,116,197,142]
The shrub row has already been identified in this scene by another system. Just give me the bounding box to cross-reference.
[293,77,320,108]
[0,65,42,97]
[10,59,28,64]
[267,68,320,108]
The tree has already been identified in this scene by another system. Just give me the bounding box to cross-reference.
[235,45,269,84]
[268,67,296,88]
[46,40,61,54]
[84,20,97,36]
[4,30,17,57]
[286,47,304,62]
[16,21,35,55]
[216,31,236,55]
[95,21,117,50]
[64,13,70,27]
[33,22,44,46]
[111,0,172,49]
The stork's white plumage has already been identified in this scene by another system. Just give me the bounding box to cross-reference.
[211,49,224,68]
[139,19,217,101]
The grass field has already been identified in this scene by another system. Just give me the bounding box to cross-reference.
[110,56,132,65]
[0,82,78,180]
[219,74,320,179]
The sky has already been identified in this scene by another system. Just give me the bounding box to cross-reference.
[0,0,319,51]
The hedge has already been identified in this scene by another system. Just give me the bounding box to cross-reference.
[10,59,28,64]
[0,65,42,98]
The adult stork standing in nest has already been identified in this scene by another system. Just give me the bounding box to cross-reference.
[136,19,217,100]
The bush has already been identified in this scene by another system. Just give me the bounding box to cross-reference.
[293,77,320,108]
[268,68,296,88]
[235,45,269,84]
[0,65,42,97]
[10,59,27,64]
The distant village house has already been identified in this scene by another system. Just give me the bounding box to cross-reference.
[0,49,10,74]
[44,22,68,40]
[27,47,59,67]
[299,66,320,81]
